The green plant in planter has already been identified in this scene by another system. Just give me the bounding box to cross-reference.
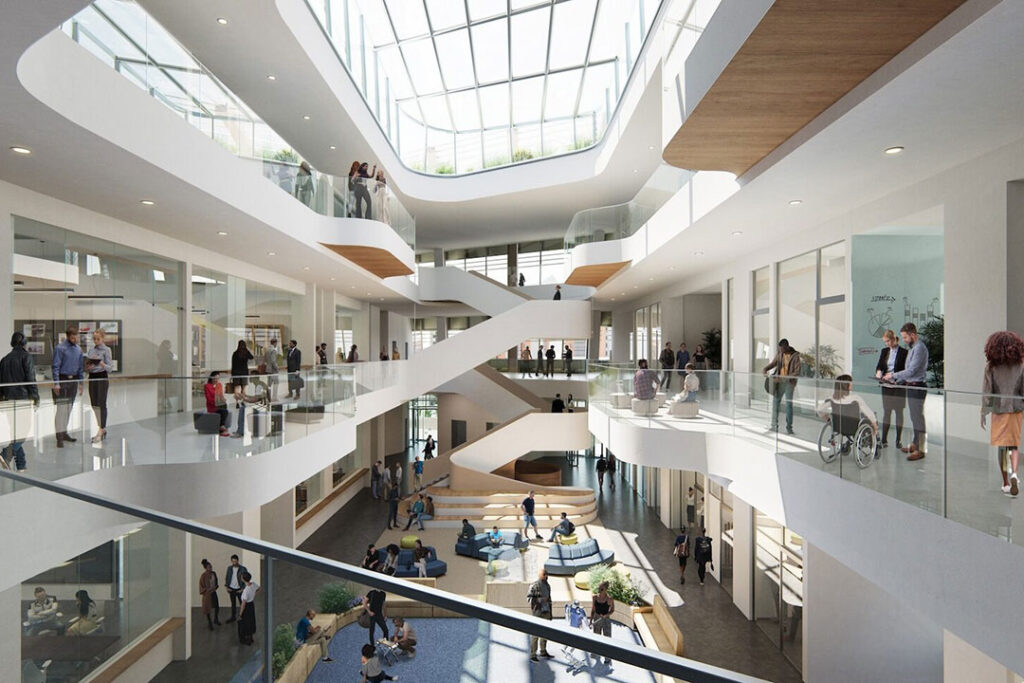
[512,148,535,162]
[701,327,722,369]
[317,581,356,614]
[920,316,944,387]
[799,344,841,379]
[434,163,455,175]
[272,622,296,679]
[586,564,648,606]
[272,148,300,164]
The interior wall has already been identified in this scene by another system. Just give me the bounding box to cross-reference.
[803,542,943,683]
[383,403,406,456]
[944,630,1024,683]
[1007,180,1024,335]
[437,392,500,454]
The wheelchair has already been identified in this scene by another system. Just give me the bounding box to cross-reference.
[817,400,877,469]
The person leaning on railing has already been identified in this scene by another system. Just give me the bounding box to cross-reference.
[0,332,40,472]
[980,330,1024,497]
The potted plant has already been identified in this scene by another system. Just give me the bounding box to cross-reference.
[920,316,944,387]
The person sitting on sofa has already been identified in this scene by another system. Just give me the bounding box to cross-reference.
[458,519,477,541]
[681,363,700,402]
[381,544,399,576]
[403,494,426,531]
[547,512,575,542]
[488,526,503,547]
[412,540,430,578]
[361,544,380,572]
[390,617,417,657]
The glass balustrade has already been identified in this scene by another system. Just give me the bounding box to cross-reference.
[590,363,1024,549]
[2,473,760,683]
[61,0,415,250]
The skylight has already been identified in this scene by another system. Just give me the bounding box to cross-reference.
[307,0,661,175]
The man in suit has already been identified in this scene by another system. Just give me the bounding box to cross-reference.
[224,554,248,623]
[876,329,909,450]
[286,339,302,399]
[874,329,908,449]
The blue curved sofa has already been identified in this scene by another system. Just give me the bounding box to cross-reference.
[543,538,614,575]
[376,546,447,578]
[455,532,527,559]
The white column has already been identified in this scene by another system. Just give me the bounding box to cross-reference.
[732,497,753,619]
[0,215,12,346]
[169,530,191,660]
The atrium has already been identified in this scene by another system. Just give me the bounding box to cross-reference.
[1,0,1022,682]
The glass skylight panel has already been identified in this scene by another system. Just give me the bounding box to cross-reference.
[511,76,543,124]
[377,46,414,98]
[509,6,550,78]
[449,90,481,130]
[510,0,549,10]
[478,83,510,129]
[578,61,615,118]
[434,29,475,90]
[589,0,631,62]
[384,0,430,40]
[424,0,467,31]
[355,0,394,45]
[543,69,582,119]
[548,0,596,70]
[418,94,451,128]
[467,0,507,22]
[470,18,509,83]
[401,38,444,94]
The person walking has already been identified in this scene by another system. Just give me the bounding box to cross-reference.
[607,455,617,491]
[694,528,714,586]
[412,456,424,491]
[527,569,553,662]
[874,329,908,449]
[85,329,112,444]
[386,482,400,529]
[553,285,562,301]
[596,454,607,490]
[675,343,690,388]
[522,490,542,540]
[371,460,383,500]
[659,342,675,390]
[286,339,303,399]
[551,393,566,413]
[763,339,801,435]
[363,587,388,646]
[590,580,615,664]
[263,338,281,401]
[237,571,259,645]
[563,345,574,377]
[518,273,526,287]
[674,526,690,584]
[422,435,435,460]
[199,559,221,630]
[545,345,556,377]
[980,331,1024,496]
[0,332,39,472]
[685,487,695,526]
[224,554,248,623]
[883,322,929,460]
[52,326,84,448]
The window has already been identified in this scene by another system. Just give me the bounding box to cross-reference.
[634,307,648,363]
[777,243,847,377]
[727,278,735,371]
[517,239,566,285]
[752,267,770,374]
[598,311,613,360]
[649,302,662,362]
[412,318,437,353]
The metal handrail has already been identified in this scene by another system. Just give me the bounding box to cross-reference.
[0,470,762,683]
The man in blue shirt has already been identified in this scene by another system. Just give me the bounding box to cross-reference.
[295,609,332,662]
[487,526,503,547]
[884,322,930,461]
[51,326,84,448]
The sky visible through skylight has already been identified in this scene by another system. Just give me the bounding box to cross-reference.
[309,0,661,174]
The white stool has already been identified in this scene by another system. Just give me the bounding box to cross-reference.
[631,398,659,416]
[611,393,631,409]
[669,401,700,418]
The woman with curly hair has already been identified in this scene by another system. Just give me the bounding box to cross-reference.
[981,330,1024,496]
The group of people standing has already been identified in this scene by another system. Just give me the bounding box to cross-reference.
[657,342,707,391]
[198,554,259,645]
[348,161,391,224]
[520,344,574,378]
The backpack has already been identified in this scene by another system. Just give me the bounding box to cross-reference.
[697,536,711,557]
[564,521,575,534]
[675,535,689,557]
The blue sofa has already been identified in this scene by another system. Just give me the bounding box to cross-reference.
[376,547,447,578]
[455,532,527,560]
[543,538,615,575]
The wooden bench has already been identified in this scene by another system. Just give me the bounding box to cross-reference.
[278,608,363,683]
[634,595,684,680]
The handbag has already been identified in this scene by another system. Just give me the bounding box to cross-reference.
[357,609,371,629]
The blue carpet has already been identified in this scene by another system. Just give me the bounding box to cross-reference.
[307,617,658,682]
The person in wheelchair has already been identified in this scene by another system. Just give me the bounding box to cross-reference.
[817,374,879,465]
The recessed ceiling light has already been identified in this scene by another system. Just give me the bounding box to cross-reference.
[648,277,654,281]
[379,297,384,301]
[302,115,311,120]
[329,145,336,150]
[266,74,277,81]
[620,292,625,296]
[350,285,355,289]
[788,199,802,206]
[633,285,638,289]
[303,266,310,270]
[648,145,654,150]
[366,292,372,296]
[884,146,904,155]
[732,230,743,236]
[330,277,336,281]
[669,266,676,270]
[216,17,228,25]
[217,230,228,236]
[694,251,704,257]
[267,251,276,256]
[9,146,31,155]
[139,199,155,206]
[632,169,638,173]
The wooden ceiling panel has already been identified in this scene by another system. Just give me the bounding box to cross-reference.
[321,244,413,278]
[565,261,631,287]
[664,0,966,176]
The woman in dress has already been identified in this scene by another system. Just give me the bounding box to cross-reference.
[981,331,1024,496]
[237,571,258,645]
[199,558,221,630]
[374,170,391,225]
[86,329,112,443]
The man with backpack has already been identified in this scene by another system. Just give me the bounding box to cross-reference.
[673,526,690,585]
[694,528,714,586]
[547,511,576,542]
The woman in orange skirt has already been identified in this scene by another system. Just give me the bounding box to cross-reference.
[981,331,1024,496]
